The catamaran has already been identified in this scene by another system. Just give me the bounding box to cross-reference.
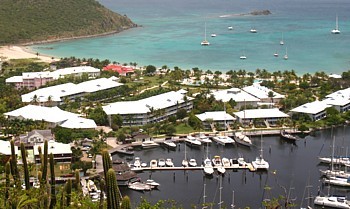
[280,32,284,45]
[331,14,341,34]
[284,47,288,60]
[201,22,210,46]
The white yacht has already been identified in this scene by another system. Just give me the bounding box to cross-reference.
[211,33,217,37]
[319,156,350,166]
[250,28,257,33]
[239,55,247,60]
[158,158,166,167]
[197,134,212,144]
[320,169,350,179]
[145,179,160,189]
[228,26,233,30]
[203,158,214,176]
[212,155,225,174]
[185,135,202,146]
[212,135,235,146]
[274,51,279,57]
[189,158,198,167]
[314,195,350,208]
[163,139,177,149]
[234,132,252,147]
[323,176,350,187]
[222,157,231,168]
[142,140,160,149]
[133,157,141,168]
[165,158,174,167]
[331,14,341,34]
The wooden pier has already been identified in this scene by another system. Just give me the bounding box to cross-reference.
[131,163,256,172]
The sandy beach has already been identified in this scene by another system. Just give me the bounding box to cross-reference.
[0,45,58,63]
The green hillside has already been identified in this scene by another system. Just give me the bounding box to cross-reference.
[0,0,136,44]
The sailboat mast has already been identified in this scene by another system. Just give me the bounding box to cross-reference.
[231,190,235,208]
[218,175,223,208]
[204,22,207,41]
[203,183,206,206]
[336,15,339,30]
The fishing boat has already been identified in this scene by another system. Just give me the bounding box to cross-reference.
[252,134,269,170]
[185,135,202,146]
[234,132,252,147]
[141,140,160,149]
[145,179,160,189]
[280,130,299,142]
[331,14,341,34]
[314,195,350,208]
[163,139,177,149]
[158,158,166,167]
[189,158,198,167]
[165,158,174,167]
[201,22,210,46]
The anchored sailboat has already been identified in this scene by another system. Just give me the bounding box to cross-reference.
[331,14,341,34]
[201,22,210,46]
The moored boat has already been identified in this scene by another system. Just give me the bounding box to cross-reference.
[203,158,214,176]
[212,135,235,146]
[145,179,160,189]
[158,158,166,167]
[185,135,202,146]
[142,140,160,149]
[165,158,174,167]
[234,132,252,147]
[163,139,177,149]
[115,146,134,155]
[128,182,153,191]
[280,131,299,142]
[189,158,198,167]
[150,159,158,168]
[314,195,350,208]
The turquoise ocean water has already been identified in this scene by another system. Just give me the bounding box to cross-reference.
[31,0,350,74]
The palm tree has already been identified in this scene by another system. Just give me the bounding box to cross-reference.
[268,91,275,107]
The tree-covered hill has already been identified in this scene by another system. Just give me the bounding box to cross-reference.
[0,0,136,44]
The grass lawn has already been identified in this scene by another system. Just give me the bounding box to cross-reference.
[175,123,195,134]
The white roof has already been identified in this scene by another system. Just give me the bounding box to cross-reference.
[243,83,285,100]
[234,108,289,119]
[34,140,72,155]
[323,97,350,106]
[5,76,23,83]
[196,111,235,122]
[103,90,194,115]
[51,66,100,79]
[290,101,331,115]
[211,88,260,102]
[326,87,350,100]
[329,73,342,79]
[21,78,122,103]
[0,140,18,155]
[4,105,97,129]
[22,72,53,79]
[60,117,97,129]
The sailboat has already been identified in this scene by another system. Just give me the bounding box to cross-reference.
[274,51,279,57]
[252,133,269,170]
[239,52,247,60]
[182,142,189,167]
[203,143,214,176]
[201,22,210,46]
[250,26,257,33]
[280,33,284,45]
[331,14,341,34]
[284,47,288,60]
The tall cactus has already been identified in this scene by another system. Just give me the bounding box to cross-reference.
[65,179,72,206]
[106,168,120,209]
[49,153,56,209]
[102,150,112,180]
[5,161,10,201]
[10,140,20,184]
[74,169,80,192]
[99,179,105,209]
[20,143,30,190]
[43,193,49,209]
[42,140,48,184]
[121,196,131,209]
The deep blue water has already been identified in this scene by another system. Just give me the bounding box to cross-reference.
[113,126,350,208]
[30,0,350,75]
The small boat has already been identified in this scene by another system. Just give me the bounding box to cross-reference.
[141,162,147,167]
[128,182,152,191]
[250,28,257,33]
[115,146,134,155]
[203,158,214,176]
[163,139,177,149]
[284,47,288,60]
[331,14,341,34]
[165,158,174,167]
[142,141,160,149]
[189,158,198,167]
[158,158,166,167]
[133,157,141,168]
[320,169,350,179]
[150,159,158,168]
[182,159,189,167]
[211,33,217,37]
[234,132,252,147]
[212,135,235,146]
[197,134,212,144]
[213,156,227,174]
[323,176,350,187]
[318,156,350,166]
[228,26,233,30]
[280,131,299,142]
[145,179,160,189]
[185,135,202,146]
[274,51,279,57]
[201,22,210,46]
[239,55,247,60]
[222,157,231,168]
[314,195,350,208]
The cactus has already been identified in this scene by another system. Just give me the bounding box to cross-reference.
[106,168,120,209]
[74,169,80,191]
[5,161,10,201]
[121,196,131,209]
[99,179,105,209]
[43,193,49,209]
[42,140,48,184]
[102,150,112,180]
[49,153,56,209]
[38,146,43,170]
[20,143,30,190]
[65,179,72,206]
[10,140,20,183]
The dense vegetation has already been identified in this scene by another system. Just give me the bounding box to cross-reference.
[0,0,135,44]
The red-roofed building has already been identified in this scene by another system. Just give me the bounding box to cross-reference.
[103,64,135,76]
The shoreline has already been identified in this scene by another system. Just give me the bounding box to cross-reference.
[0,25,138,63]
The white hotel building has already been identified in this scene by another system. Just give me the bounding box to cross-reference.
[102,90,194,126]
